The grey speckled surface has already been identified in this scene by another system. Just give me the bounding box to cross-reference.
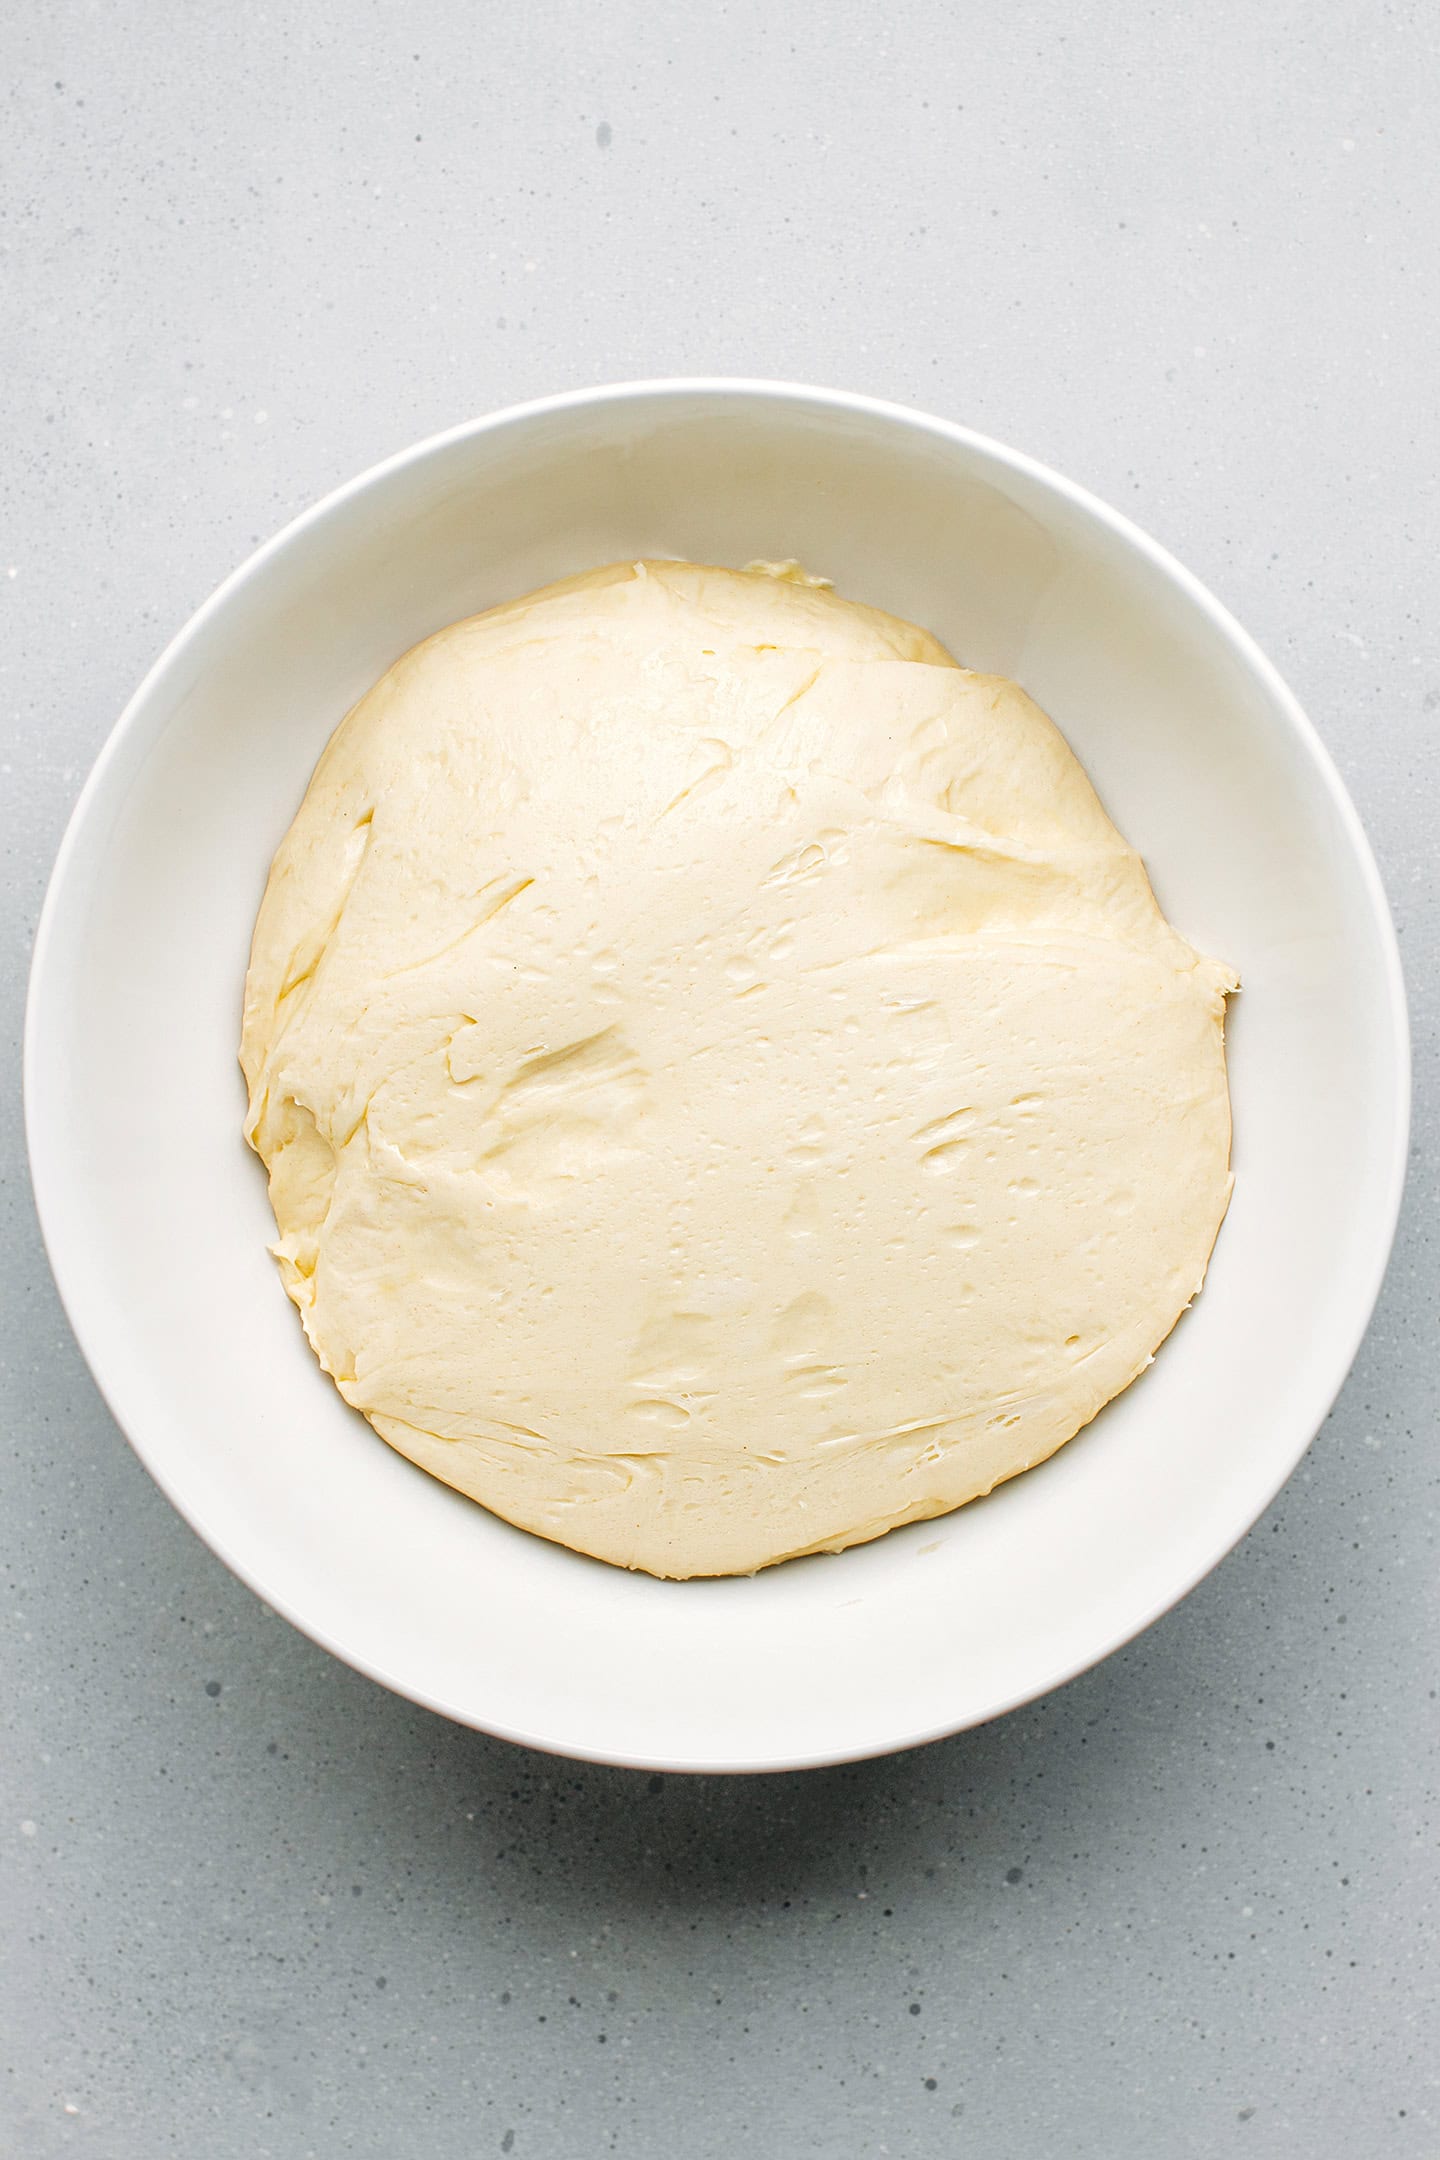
[3,4,1437,2155]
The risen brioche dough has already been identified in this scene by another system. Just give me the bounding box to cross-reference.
[242,560,1235,1578]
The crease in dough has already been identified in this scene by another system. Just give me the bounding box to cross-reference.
[242,559,1235,1578]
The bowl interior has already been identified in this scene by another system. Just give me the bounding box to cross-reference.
[26,386,1406,1768]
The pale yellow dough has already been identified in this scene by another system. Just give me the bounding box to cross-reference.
[242,560,1235,1578]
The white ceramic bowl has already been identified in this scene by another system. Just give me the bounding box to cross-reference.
[26,382,1409,1771]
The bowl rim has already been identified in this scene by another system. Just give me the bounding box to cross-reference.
[23,377,1413,1772]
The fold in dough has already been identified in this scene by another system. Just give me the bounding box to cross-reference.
[242,560,1236,1577]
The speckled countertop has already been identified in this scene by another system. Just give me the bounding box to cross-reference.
[3,5,1436,2155]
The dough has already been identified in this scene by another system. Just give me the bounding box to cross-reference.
[242,560,1235,1578]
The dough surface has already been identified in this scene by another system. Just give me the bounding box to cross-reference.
[242,560,1235,1578]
